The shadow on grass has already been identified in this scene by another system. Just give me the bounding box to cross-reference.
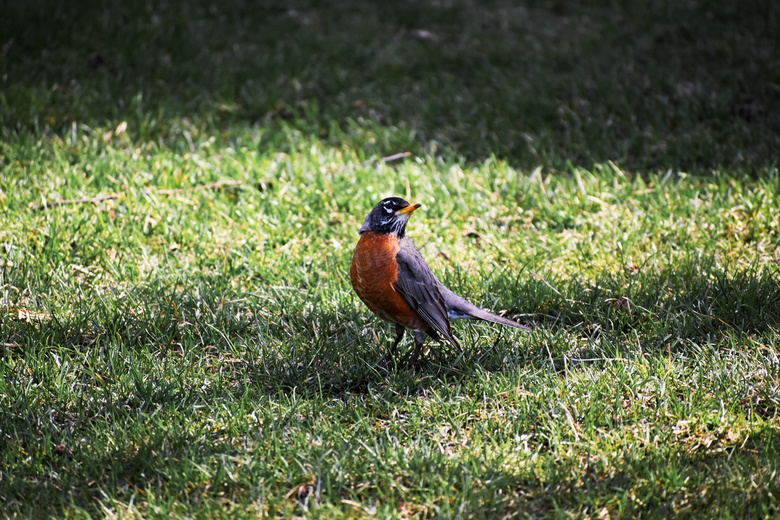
[2,0,778,172]
[3,256,779,397]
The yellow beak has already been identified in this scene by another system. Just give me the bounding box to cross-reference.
[396,203,421,215]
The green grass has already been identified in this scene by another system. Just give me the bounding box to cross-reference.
[2,0,780,518]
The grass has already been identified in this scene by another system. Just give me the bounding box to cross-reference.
[1,0,780,518]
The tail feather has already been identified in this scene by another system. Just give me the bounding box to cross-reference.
[459,306,532,331]
[441,287,532,332]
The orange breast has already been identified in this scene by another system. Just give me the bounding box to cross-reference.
[350,232,427,330]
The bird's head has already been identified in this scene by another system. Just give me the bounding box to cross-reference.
[359,197,421,237]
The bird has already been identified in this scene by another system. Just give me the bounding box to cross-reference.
[350,196,531,366]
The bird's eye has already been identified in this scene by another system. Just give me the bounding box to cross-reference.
[383,205,394,214]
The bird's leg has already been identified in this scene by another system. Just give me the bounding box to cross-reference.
[385,323,406,365]
[408,330,425,367]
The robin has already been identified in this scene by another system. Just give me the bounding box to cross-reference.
[350,197,531,366]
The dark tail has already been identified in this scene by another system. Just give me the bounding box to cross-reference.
[441,287,532,331]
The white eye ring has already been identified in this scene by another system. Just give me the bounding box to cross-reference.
[384,206,394,213]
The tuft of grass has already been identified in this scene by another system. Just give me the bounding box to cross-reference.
[2,0,780,518]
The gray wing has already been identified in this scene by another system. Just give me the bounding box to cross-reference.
[439,285,532,331]
[394,238,460,348]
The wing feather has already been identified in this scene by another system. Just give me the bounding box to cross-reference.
[393,238,460,348]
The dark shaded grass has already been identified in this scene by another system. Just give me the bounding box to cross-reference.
[2,0,778,173]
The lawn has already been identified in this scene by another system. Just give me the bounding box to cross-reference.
[1,0,780,518]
